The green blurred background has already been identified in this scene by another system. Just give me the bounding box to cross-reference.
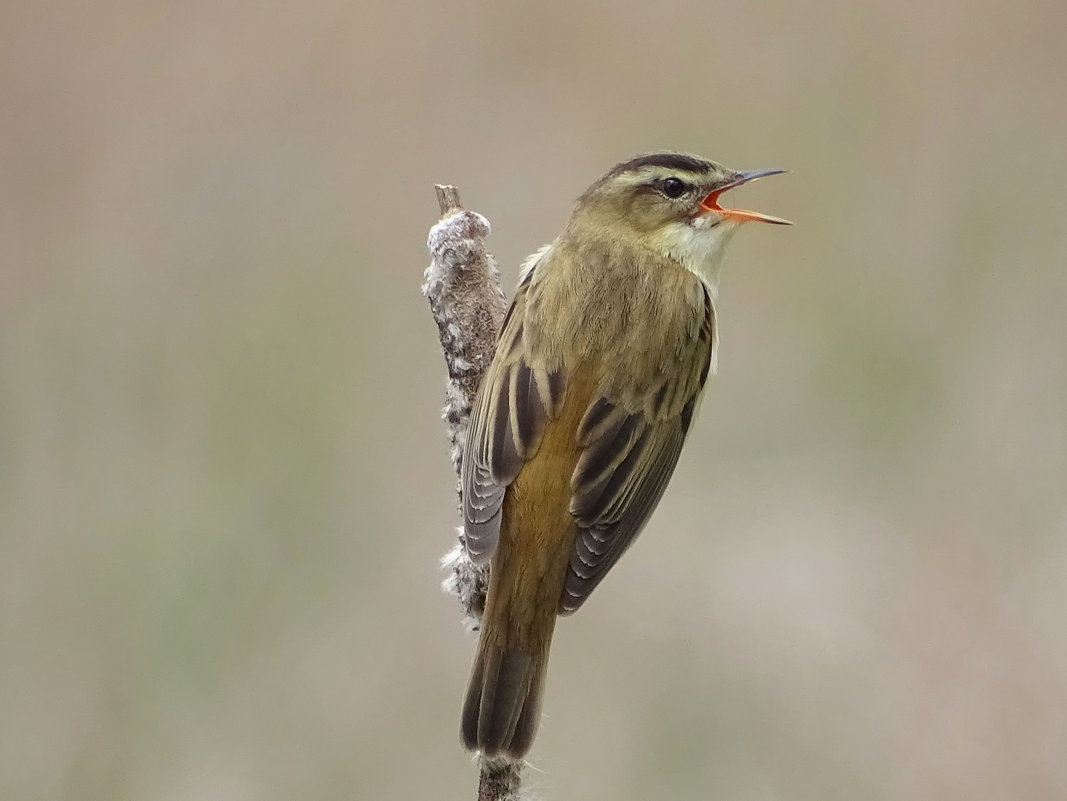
[2,1,1066,799]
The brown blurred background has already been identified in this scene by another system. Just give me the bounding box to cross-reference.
[2,1,1066,799]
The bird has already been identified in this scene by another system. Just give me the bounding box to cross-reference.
[459,152,790,759]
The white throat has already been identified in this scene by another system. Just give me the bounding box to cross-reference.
[655,217,742,297]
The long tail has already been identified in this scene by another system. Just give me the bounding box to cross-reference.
[460,620,554,759]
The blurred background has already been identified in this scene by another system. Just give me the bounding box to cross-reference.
[2,0,1066,799]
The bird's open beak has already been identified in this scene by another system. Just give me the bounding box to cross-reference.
[700,169,792,225]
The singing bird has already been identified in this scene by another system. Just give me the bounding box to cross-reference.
[460,152,790,758]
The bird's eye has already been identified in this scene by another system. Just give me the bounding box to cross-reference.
[660,177,688,198]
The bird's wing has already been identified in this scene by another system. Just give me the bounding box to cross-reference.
[461,269,565,563]
[559,289,716,613]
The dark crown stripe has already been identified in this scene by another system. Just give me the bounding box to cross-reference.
[607,152,715,178]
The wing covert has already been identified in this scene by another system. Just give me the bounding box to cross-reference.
[559,287,716,613]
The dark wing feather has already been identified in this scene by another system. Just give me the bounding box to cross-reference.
[560,403,690,612]
[559,288,716,613]
[461,270,564,564]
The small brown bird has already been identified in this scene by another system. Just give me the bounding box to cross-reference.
[460,152,790,758]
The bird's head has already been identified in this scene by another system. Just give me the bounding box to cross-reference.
[568,152,791,288]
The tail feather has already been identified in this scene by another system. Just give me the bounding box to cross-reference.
[461,638,547,758]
